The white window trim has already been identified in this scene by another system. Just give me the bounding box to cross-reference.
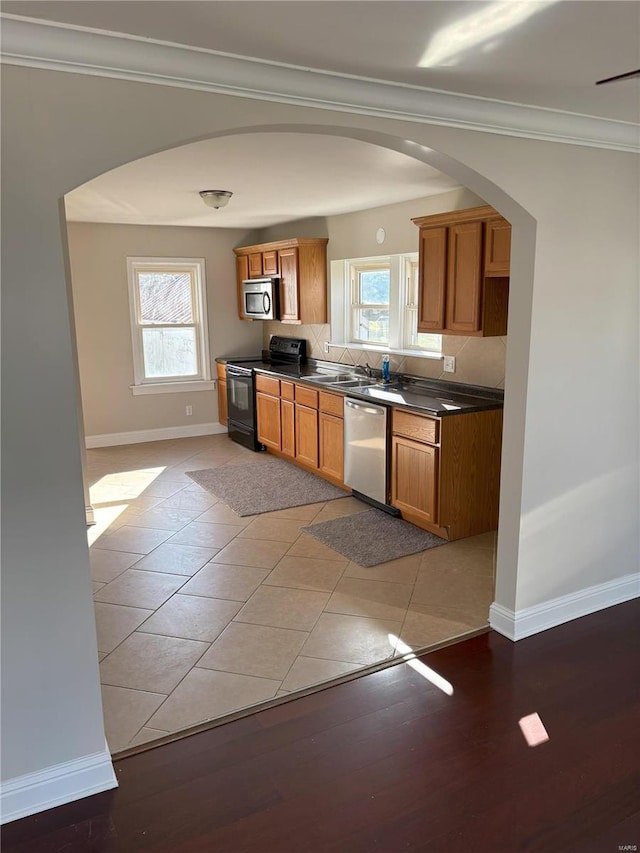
[329,255,442,359]
[126,257,212,393]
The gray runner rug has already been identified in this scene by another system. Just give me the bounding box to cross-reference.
[302,508,446,566]
[186,457,346,516]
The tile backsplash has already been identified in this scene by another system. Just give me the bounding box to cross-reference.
[264,322,506,389]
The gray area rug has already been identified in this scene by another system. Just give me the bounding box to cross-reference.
[302,508,447,566]
[186,458,346,516]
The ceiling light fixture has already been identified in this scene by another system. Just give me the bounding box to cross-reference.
[199,189,233,209]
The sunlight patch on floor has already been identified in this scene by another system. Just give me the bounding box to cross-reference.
[389,634,454,696]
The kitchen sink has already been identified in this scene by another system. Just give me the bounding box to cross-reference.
[305,373,354,383]
[330,378,379,388]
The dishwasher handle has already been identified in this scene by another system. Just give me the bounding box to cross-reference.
[345,399,386,416]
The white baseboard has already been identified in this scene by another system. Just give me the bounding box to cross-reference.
[0,742,117,824]
[490,572,640,641]
[86,422,226,448]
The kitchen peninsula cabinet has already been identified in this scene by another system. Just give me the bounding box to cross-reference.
[391,407,502,540]
[233,238,328,324]
[413,205,510,337]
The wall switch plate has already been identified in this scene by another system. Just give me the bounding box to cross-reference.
[443,356,456,373]
[323,342,330,354]
[185,405,193,416]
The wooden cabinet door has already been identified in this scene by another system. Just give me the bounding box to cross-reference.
[281,399,295,459]
[391,436,438,524]
[248,252,263,278]
[262,250,278,276]
[319,412,344,483]
[445,221,483,333]
[295,403,318,468]
[278,247,300,321]
[418,226,447,332]
[256,392,281,450]
[236,255,249,320]
[484,219,511,276]
[217,379,228,426]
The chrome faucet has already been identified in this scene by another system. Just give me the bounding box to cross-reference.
[359,362,374,378]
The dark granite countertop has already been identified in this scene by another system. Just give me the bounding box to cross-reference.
[217,356,503,417]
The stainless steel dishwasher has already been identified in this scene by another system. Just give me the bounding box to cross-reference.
[343,397,388,506]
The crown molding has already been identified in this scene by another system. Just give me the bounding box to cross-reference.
[2,15,638,153]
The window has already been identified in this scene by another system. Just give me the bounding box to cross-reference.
[350,262,390,345]
[127,258,213,394]
[332,254,441,357]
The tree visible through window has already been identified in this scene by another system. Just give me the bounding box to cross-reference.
[127,258,211,386]
[351,263,390,344]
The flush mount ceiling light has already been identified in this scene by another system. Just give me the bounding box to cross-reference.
[199,190,233,209]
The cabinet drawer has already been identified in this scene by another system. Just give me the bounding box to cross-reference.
[216,362,226,380]
[319,391,344,417]
[280,380,295,401]
[393,410,439,445]
[295,385,318,409]
[255,374,280,396]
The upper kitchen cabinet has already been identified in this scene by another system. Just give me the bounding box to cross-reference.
[412,205,511,337]
[233,238,329,324]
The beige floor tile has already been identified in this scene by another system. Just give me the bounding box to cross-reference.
[90,548,144,583]
[238,517,307,543]
[126,507,201,531]
[111,494,165,514]
[156,490,218,512]
[194,504,254,527]
[139,594,242,642]
[179,564,269,601]
[276,690,290,697]
[101,684,166,753]
[286,533,350,562]
[260,503,326,521]
[325,576,413,621]
[412,562,494,614]
[452,531,497,551]
[98,651,108,662]
[140,481,185,498]
[211,538,289,569]
[94,525,173,555]
[399,603,486,650]
[133,544,218,576]
[127,727,169,748]
[419,543,494,576]
[344,553,422,585]
[235,585,330,631]
[198,622,308,680]
[301,612,401,664]
[312,497,369,520]
[100,632,209,693]
[280,656,360,692]
[264,555,347,592]
[167,521,244,549]
[94,570,187,609]
[94,602,154,654]
[93,581,105,594]
[148,668,280,732]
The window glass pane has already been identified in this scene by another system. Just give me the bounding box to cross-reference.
[354,308,389,343]
[142,327,197,378]
[359,269,390,304]
[138,271,193,323]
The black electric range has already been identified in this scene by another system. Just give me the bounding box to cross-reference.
[225,336,307,451]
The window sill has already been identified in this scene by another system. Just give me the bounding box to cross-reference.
[130,380,215,396]
[328,343,442,360]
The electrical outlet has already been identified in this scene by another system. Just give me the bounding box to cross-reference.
[185,405,193,416]
[323,342,330,354]
[443,356,456,373]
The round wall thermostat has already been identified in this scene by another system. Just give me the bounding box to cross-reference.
[375,227,386,245]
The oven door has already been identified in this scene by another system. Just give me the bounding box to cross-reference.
[226,366,255,429]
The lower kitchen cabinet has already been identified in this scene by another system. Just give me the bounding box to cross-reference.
[280,398,295,458]
[391,436,438,525]
[391,407,502,540]
[216,363,228,426]
[319,412,344,484]
[256,391,281,450]
[295,404,319,468]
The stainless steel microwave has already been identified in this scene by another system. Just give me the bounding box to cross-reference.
[242,277,280,320]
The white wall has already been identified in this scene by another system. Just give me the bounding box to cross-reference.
[67,222,263,437]
[1,65,638,815]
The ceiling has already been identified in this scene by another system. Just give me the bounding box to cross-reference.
[6,1,638,229]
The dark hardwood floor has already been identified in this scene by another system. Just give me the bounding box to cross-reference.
[4,599,639,852]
